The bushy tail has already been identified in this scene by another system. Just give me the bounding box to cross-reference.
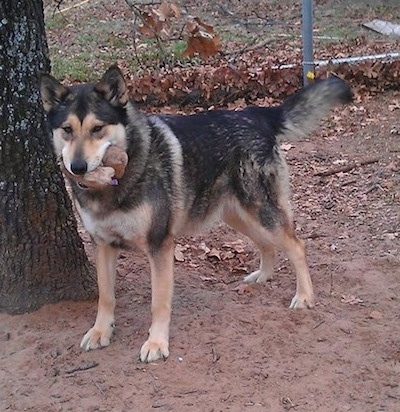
[281,77,353,140]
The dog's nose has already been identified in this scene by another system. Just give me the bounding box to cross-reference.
[70,159,88,175]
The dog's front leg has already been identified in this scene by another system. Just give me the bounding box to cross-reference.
[140,236,174,362]
[81,242,118,350]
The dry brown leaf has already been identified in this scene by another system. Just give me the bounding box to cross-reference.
[183,36,221,59]
[222,239,246,254]
[368,310,383,320]
[280,143,294,151]
[232,265,249,273]
[157,2,180,21]
[183,17,221,59]
[200,275,217,282]
[233,284,256,295]
[198,242,210,254]
[221,251,235,260]
[207,248,222,260]
[126,47,400,107]
[388,101,400,111]
[138,2,180,39]
[386,161,398,171]
[138,12,163,38]
[174,244,185,262]
[341,295,364,305]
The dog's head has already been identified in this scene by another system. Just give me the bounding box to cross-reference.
[40,66,129,175]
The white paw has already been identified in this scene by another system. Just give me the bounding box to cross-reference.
[243,269,272,283]
[80,323,114,351]
[140,337,169,362]
[289,293,314,309]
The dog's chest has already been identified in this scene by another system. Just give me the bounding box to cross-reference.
[76,200,153,251]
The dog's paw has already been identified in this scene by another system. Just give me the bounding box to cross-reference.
[140,338,169,362]
[243,269,272,283]
[289,293,314,309]
[80,324,114,351]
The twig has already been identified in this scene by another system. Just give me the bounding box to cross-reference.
[340,178,357,187]
[55,0,91,14]
[93,381,106,396]
[65,361,99,374]
[314,157,379,177]
[222,38,272,56]
[211,346,220,363]
[304,232,327,239]
[125,0,173,66]
[364,183,387,195]
[313,320,325,329]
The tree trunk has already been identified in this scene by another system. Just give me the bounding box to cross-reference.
[0,0,96,314]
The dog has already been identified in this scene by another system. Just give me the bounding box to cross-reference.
[40,66,352,362]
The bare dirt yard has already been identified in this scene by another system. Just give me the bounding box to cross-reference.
[1,1,400,411]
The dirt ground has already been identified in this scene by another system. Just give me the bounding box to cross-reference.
[1,85,400,412]
[1,1,400,411]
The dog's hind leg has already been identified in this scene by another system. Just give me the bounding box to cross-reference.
[243,244,275,284]
[81,242,118,350]
[223,206,314,309]
[269,224,314,309]
[140,235,175,362]
[223,210,276,283]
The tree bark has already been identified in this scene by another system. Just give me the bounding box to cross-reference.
[0,0,96,314]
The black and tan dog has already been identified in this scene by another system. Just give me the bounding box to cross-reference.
[40,67,352,362]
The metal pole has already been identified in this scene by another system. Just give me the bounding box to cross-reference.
[302,0,314,85]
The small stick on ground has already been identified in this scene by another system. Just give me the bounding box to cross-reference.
[212,346,220,363]
[314,157,379,177]
[313,320,325,329]
[65,360,99,374]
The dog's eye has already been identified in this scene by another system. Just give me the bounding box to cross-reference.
[92,125,104,134]
[63,126,73,134]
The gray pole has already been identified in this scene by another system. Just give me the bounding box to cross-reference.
[302,0,314,85]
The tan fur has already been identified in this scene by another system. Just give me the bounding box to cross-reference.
[55,113,127,174]
[141,236,175,361]
[80,243,118,350]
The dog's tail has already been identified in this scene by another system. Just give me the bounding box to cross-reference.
[281,77,353,140]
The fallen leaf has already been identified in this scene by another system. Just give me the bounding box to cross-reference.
[222,239,246,254]
[207,248,222,260]
[200,275,217,282]
[341,295,364,305]
[383,233,397,240]
[386,161,398,171]
[138,12,163,38]
[332,159,347,165]
[183,17,221,59]
[221,251,235,260]
[280,143,294,151]
[368,310,383,319]
[388,100,400,111]
[233,284,256,295]
[157,2,180,21]
[198,242,210,254]
[174,244,186,261]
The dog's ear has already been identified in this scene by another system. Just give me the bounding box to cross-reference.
[39,73,70,113]
[94,65,129,107]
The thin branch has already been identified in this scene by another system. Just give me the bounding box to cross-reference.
[65,361,99,374]
[314,158,379,177]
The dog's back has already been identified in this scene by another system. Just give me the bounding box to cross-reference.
[154,77,352,226]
